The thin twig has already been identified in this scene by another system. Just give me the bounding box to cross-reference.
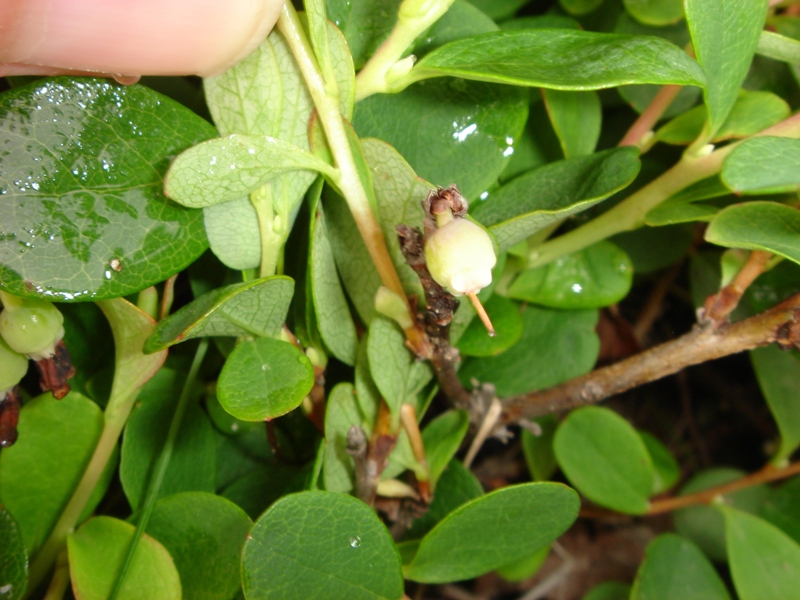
[702,250,773,326]
[464,397,502,468]
[619,85,682,149]
[501,292,800,424]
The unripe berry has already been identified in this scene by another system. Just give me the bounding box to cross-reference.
[0,296,65,359]
[0,336,28,393]
[425,218,496,296]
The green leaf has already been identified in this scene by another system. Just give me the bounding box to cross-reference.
[473,147,640,251]
[630,533,731,600]
[405,460,484,541]
[455,294,523,357]
[324,383,370,494]
[674,468,769,561]
[120,369,216,511]
[760,476,800,545]
[624,0,683,26]
[202,197,261,270]
[654,91,790,145]
[164,134,335,209]
[459,306,599,397]
[467,0,528,21]
[508,241,633,309]
[750,345,800,463]
[326,0,402,69]
[721,136,800,194]
[354,82,527,201]
[405,482,579,583]
[0,392,103,555]
[145,492,252,600]
[582,582,632,600]
[495,545,549,582]
[217,337,315,421]
[685,0,768,140]
[757,30,800,65]
[644,176,733,227]
[144,276,294,353]
[723,507,800,600]
[639,432,680,494]
[0,78,212,301]
[68,516,181,600]
[522,415,559,482]
[423,410,469,488]
[554,406,654,514]
[560,0,604,17]
[219,463,301,520]
[413,0,498,57]
[242,491,403,600]
[542,89,602,159]
[706,201,800,265]
[402,30,706,91]
[612,223,694,273]
[0,507,27,600]
[310,205,357,365]
[367,317,433,418]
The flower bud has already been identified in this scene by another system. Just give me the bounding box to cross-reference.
[0,336,28,394]
[424,218,496,296]
[0,295,65,360]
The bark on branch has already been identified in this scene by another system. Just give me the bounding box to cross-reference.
[500,292,800,425]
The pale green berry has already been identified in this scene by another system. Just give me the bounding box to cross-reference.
[0,297,64,359]
[0,336,28,392]
[425,218,496,296]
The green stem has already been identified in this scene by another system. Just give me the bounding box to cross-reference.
[354,0,457,101]
[107,339,209,600]
[278,4,416,325]
[529,111,800,268]
[250,184,281,278]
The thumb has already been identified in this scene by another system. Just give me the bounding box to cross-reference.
[0,0,283,78]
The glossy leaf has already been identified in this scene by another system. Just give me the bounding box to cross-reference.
[217,337,314,421]
[405,460,484,541]
[423,410,470,488]
[144,276,294,353]
[685,0,767,139]
[120,369,216,511]
[674,468,769,561]
[326,0,402,68]
[459,306,599,397]
[310,205,357,365]
[0,78,212,301]
[760,476,800,545]
[723,507,800,600]
[68,516,180,600]
[242,491,403,600]
[721,136,800,194]
[654,91,790,145]
[0,392,103,555]
[164,134,335,209]
[630,533,730,600]
[640,432,680,494]
[705,202,800,266]
[522,415,559,482]
[0,507,27,600]
[145,492,252,600]
[324,383,371,494]
[405,482,579,583]
[554,406,654,514]
[412,0,498,57]
[354,81,527,201]
[456,294,523,357]
[402,30,706,91]
[367,317,433,418]
[508,241,633,309]
[750,345,800,463]
[472,147,640,251]
[624,0,683,26]
[542,89,601,158]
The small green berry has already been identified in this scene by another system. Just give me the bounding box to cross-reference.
[0,336,28,392]
[0,296,65,359]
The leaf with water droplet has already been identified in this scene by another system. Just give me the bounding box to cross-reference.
[217,337,314,421]
[0,78,214,301]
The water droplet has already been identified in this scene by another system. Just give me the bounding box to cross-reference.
[349,536,361,548]
[261,364,269,371]
[113,74,141,85]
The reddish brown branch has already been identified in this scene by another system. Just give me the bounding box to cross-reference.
[702,250,772,326]
[501,292,800,424]
[619,85,682,148]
